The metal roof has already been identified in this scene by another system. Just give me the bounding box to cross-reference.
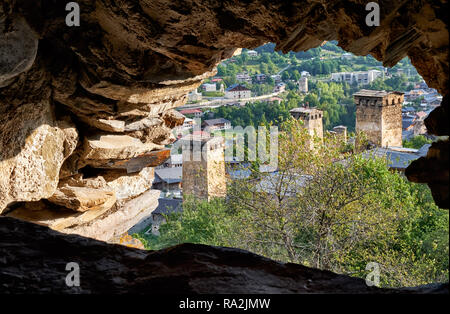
[154,167,182,184]
[153,198,182,215]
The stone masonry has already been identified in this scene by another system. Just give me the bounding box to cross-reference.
[354,89,404,147]
[181,135,226,200]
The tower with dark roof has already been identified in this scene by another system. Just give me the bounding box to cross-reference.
[354,89,403,147]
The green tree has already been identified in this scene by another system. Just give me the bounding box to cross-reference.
[403,135,432,149]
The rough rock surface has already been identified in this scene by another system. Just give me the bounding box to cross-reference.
[0,101,76,213]
[0,0,448,292]
[59,189,160,241]
[0,217,447,294]
[48,183,116,213]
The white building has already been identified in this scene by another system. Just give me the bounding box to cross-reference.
[341,53,353,60]
[203,118,232,131]
[202,83,217,92]
[247,50,258,57]
[187,90,202,102]
[225,84,251,99]
[301,71,311,77]
[330,70,382,85]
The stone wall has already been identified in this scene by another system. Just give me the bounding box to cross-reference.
[382,95,403,147]
[355,92,403,147]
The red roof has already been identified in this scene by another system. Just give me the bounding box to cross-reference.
[416,111,427,119]
[211,78,223,82]
[192,130,210,137]
[180,109,202,115]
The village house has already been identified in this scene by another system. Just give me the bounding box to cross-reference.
[341,52,353,60]
[331,70,382,85]
[187,90,202,102]
[270,74,282,84]
[174,117,197,136]
[255,73,267,83]
[273,82,286,93]
[201,83,217,92]
[153,167,183,193]
[202,118,232,131]
[301,71,311,77]
[236,73,252,83]
[247,50,258,57]
[179,108,203,118]
[266,96,283,104]
[405,89,427,101]
[361,145,430,172]
[225,84,251,99]
[159,154,183,169]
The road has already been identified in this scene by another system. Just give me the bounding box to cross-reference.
[178,91,284,110]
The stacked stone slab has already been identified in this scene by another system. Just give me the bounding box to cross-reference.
[0,14,192,242]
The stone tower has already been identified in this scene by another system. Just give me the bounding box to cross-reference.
[298,76,308,93]
[181,134,226,200]
[290,107,324,147]
[354,89,403,147]
[332,125,348,142]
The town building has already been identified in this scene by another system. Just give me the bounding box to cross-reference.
[225,84,251,99]
[236,73,252,83]
[273,82,286,93]
[174,117,197,136]
[153,167,183,193]
[331,125,347,142]
[202,118,232,131]
[181,135,227,200]
[247,50,258,57]
[270,74,282,84]
[301,71,311,77]
[354,89,403,147]
[201,83,217,92]
[330,70,382,85]
[405,89,427,101]
[255,73,267,83]
[159,154,183,168]
[341,53,353,60]
[179,108,203,118]
[361,145,430,172]
[187,90,202,102]
[289,107,324,147]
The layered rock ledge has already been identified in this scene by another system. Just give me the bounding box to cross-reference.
[0,217,448,294]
